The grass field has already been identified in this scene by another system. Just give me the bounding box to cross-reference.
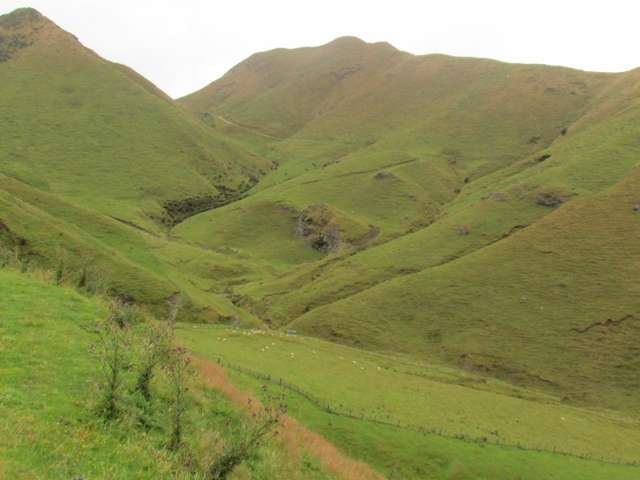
[179,324,640,479]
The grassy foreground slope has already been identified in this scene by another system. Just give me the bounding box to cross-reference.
[0,268,339,479]
[0,268,183,478]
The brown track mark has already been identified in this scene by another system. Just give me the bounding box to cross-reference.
[189,355,384,480]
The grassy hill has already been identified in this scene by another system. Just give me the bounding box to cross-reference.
[0,266,344,479]
[176,36,616,265]
[0,8,271,229]
[0,8,276,321]
[178,37,640,416]
[3,6,640,477]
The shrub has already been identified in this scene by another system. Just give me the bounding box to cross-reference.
[134,320,173,402]
[92,306,131,421]
[76,259,112,295]
[164,346,193,451]
[0,244,12,268]
[207,397,286,479]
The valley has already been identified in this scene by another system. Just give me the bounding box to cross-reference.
[1,6,639,479]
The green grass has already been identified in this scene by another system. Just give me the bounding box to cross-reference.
[179,324,640,479]
[0,175,266,324]
[0,8,279,322]
[0,268,178,479]
[3,7,640,477]
[290,164,640,412]
[0,9,269,230]
[0,267,338,479]
[177,44,640,422]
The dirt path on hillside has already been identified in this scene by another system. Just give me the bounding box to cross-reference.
[190,355,384,480]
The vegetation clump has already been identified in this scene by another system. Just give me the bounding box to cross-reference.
[207,397,286,479]
[535,191,566,208]
[92,302,132,421]
[164,346,193,451]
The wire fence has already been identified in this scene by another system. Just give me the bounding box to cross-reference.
[215,357,640,467]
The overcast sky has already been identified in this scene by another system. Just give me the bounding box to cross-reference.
[3,1,639,98]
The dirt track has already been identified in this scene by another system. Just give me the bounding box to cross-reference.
[190,355,384,480]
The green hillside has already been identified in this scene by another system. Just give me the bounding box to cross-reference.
[0,8,274,321]
[3,5,640,478]
[179,324,640,480]
[178,37,640,416]
[0,267,342,479]
[0,8,271,229]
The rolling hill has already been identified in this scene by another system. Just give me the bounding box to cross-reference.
[178,37,640,413]
[0,8,275,321]
[2,6,640,478]
[0,8,271,228]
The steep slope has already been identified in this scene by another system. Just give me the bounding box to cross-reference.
[179,38,640,412]
[293,162,640,412]
[0,173,266,322]
[177,38,613,266]
[0,8,274,320]
[282,77,640,410]
[236,67,640,324]
[0,268,341,479]
[0,8,271,230]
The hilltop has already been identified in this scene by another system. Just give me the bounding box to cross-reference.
[0,7,271,227]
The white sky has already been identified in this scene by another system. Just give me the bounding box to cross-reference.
[3,1,639,98]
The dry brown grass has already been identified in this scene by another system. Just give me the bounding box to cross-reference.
[190,355,384,480]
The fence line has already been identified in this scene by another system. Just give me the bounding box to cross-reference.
[214,357,639,467]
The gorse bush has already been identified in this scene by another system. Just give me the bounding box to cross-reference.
[53,247,68,285]
[89,298,189,448]
[164,346,193,451]
[54,257,65,285]
[109,299,140,328]
[92,305,131,421]
[134,320,173,402]
[208,396,287,480]
[0,244,13,268]
[88,303,286,477]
